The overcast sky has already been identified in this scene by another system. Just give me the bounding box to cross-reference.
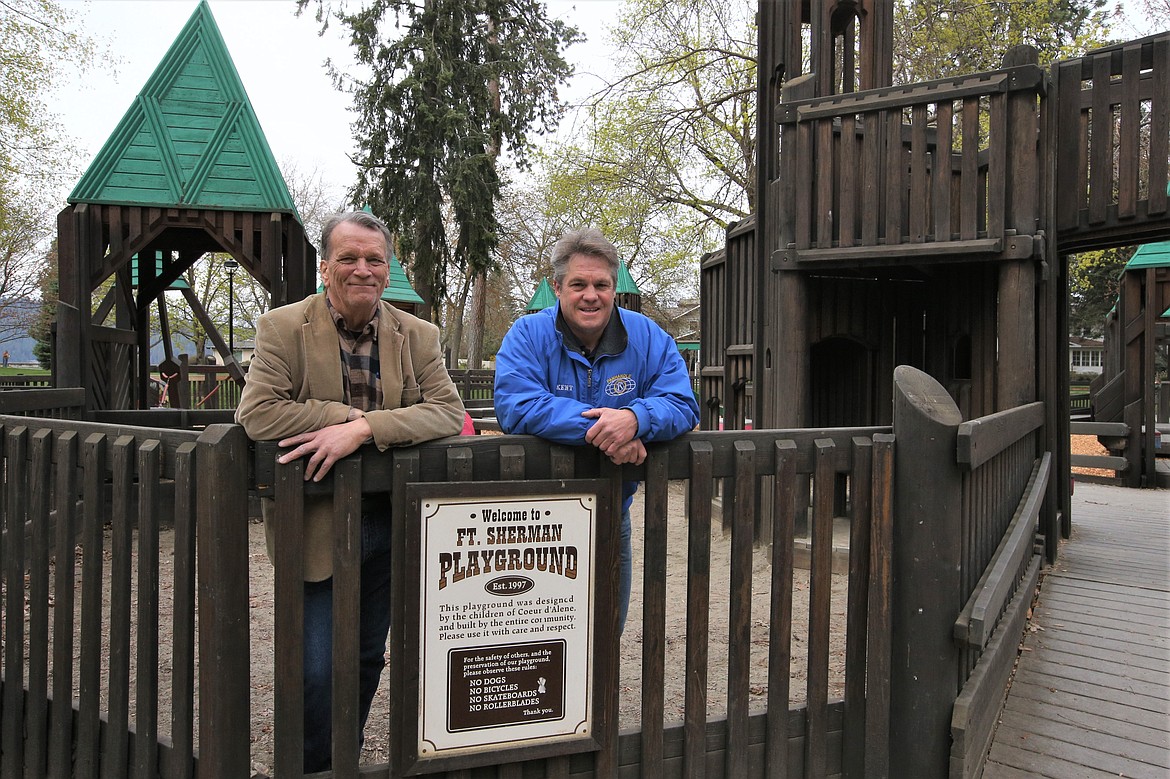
[53,0,620,198]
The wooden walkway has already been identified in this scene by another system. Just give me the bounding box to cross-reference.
[984,482,1170,778]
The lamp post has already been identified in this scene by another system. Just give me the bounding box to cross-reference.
[224,259,238,359]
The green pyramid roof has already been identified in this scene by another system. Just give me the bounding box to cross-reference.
[617,260,641,295]
[383,254,425,304]
[525,262,639,312]
[1127,241,1170,270]
[316,252,424,305]
[69,1,296,213]
[525,278,556,312]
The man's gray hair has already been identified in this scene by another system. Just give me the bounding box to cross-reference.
[551,228,619,285]
[320,211,393,261]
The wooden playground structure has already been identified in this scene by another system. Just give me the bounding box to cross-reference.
[0,1,1166,777]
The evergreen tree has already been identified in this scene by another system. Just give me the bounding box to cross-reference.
[303,0,581,323]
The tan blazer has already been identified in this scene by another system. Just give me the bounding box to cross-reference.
[236,293,465,580]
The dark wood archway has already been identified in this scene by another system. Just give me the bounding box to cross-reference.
[54,204,315,410]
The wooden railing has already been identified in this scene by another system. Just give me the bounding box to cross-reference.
[157,363,244,411]
[1069,391,1092,418]
[0,388,85,419]
[1070,419,1132,477]
[1055,32,1170,252]
[773,60,1045,269]
[887,367,1049,779]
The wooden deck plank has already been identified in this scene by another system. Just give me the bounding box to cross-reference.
[981,759,1058,779]
[1038,582,1170,616]
[1036,602,1170,635]
[1012,666,1168,712]
[986,739,1154,779]
[1022,644,1170,687]
[1032,627,1168,665]
[1006,678,1170,729]
[1002,692,1170,750]
[1029,632,1170,672]
[996,707,1170,767]
[985,483,1170,778]
[1040,579,1170,610]
[1024,619,1167,653]
[988,726,1168,779]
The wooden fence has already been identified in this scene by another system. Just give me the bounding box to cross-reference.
[448,369,496,400]
[251,424,896,778]
[0,416,206,778]
[0,376,53,389]
[154,362,243,411]
[0,365,1053,778]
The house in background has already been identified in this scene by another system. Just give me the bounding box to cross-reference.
[1069,336,1104,376]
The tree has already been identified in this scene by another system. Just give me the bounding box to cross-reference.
[497,0,750,332]
[1,0,103,189]
[555,0,757,236]
[303,0,581,339]
[892,0,1115,82]
[1143,0,1170,30]
[281,157,349,250]
[29,239,57,369]
[0,184,53,341]
[1068,247,1132,337]
[1,0,107,365]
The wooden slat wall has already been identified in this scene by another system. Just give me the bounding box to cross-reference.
[447,369,496,400]
[725,220,756,431]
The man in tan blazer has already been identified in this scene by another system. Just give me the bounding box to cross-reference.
[236,210,464,772]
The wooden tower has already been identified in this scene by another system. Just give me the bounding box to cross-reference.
[55,1,317,410]
[704,3,1167,480]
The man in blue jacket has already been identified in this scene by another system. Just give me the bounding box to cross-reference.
[494,228,699,630]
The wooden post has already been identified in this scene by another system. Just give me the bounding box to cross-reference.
[196,424,251,774]
[176,353,191,409]
[889,366,963,778]
[55,206,86,397]
[997,46,1040,412]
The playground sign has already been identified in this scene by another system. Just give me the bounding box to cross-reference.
[405,480,614,771]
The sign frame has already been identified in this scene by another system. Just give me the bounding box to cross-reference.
[399,478,619,775]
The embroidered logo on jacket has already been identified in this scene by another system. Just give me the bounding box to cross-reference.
[556,384,574,392]
[605,374,637,397]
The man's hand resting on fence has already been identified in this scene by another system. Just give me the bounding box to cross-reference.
[277,413,373,482]
[604,438,647,466]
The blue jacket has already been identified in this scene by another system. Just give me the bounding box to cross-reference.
[494,305,699,506]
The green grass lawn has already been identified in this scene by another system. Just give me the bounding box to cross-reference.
[0,366,49,376]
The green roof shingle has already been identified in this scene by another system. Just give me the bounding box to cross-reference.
[69,1,296,213]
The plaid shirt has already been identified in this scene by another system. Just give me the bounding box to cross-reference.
[326,298,383,413]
